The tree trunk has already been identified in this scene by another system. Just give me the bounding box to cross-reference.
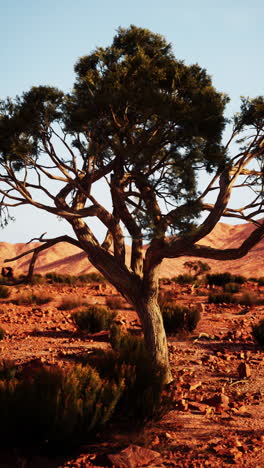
[132,269,173,385]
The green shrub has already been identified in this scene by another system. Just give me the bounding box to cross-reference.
[252,319,264,346]
[172,274,196,285]
[235,292,264,306]
[105,296,123,310]
[107,326,165,423]
[72,305,116,333]
[12,293,52,306]
[58,296,86,311]
[0,285,10,299]
[79,273,104,283]
[208,293,235,304]
[206,272,246,287]
[161,302,200,334]
[206,272,233,287]
[0,327,6,340]
[0,363,124,448]
[224,282,240,293]
[30,274,46,285]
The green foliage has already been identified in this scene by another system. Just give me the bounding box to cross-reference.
[72,305,116,333]
[224,282,240,293]
[58,296,86,311]
[206,273,246,287]
[161,302,200,334]
[0,363,124,447]
[0,327,6,340]
[45,272,104,285]
[236,292,264,306]
[172,274,196,285]
[107,326,165,423]
[0,285,10,299]
[208,293,235,304]
[252,319,264,346]
[183,260,211,277]
[105,296,124,310]
[12,293,52,306]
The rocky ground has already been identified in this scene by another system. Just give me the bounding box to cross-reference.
[0,280,264,467]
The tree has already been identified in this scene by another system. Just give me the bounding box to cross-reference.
[183,260,211,277]
[0,26,263,383]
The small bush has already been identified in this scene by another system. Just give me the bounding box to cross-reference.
[208,293,235,304]
[105,296,124,310]
[12,293,52,306]
[0,363,124,447]
[235,292,264,306]
[30,274,46,285]
[0,327,6,340]
[172,274,196,285]
[58,296,86,311]
[161,302,200,334]
[224,282,240,293]
[206,272,246,287]
[257,277,264,286]
[107,326,165,423]
[72,305,116,333]
[252,319,264,346]
[0,285,10,299]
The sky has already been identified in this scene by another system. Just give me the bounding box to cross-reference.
[1,0,263,243]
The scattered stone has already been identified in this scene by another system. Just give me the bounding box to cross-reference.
[237,362,251,379]
[107,444,160,468]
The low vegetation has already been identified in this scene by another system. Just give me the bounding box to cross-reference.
[0,363,124,447]
[12,293,52,306]
[72,305,117,333]
[252,319,264,346]
[0,285,10,299]
[161,302,200,334]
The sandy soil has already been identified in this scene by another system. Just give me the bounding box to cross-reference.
[0,280,264,467]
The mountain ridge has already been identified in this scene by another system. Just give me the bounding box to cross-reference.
[0,221,263,278]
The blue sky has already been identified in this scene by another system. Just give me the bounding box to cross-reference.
[1,0,263,243]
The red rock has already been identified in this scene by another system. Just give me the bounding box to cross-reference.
[107,444,160,468]
[237,362,251,379]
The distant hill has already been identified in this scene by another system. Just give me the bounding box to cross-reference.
[0,221,263,279]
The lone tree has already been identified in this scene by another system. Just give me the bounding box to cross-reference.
[0,26,263,383]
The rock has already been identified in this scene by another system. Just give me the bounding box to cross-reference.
[107,444,160,468]
[237,362,251,379]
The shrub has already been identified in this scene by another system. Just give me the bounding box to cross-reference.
[161,302,200,334]
[78,273,104,283]
[58,296,86,311]
[206,272,233,287]
[105,296,123,310]
[30,274,46,285]
[0,327,6,340]
[235,292,264,306]
[257,277,264,286]
[172,274,196,285]
[107,326,165,423]
[0,363,124,448]
[72,305,116,333]
[252,319,264,346]
[12,293,52,306]
[208,293,235,304]
[224,282,240,293]
[0,285,10,299]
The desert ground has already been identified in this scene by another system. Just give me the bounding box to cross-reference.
[0,221,264,467]
[0,277,264,467]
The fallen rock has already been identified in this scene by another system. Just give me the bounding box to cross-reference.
[237,362,251,379]
[107,445,161,468]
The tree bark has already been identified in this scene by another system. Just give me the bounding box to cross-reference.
[132,267,173,385]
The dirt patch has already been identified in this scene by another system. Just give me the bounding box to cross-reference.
[0,282,264,467]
